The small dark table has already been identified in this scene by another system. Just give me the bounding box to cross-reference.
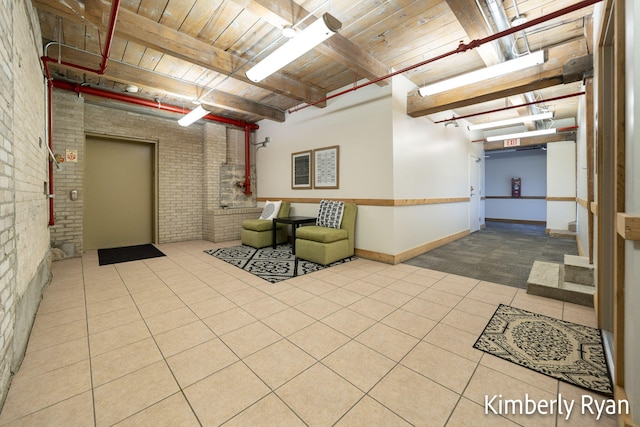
[272,216,317,254]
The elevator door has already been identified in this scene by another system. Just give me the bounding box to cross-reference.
[84,138,155,250]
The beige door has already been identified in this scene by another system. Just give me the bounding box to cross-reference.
[84,137,155,250]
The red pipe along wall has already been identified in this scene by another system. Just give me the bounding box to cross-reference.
[43,0,258,225]
[48,80,259,226]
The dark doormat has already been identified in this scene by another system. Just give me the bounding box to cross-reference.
[473,304,613,396]
[98,243,165,266]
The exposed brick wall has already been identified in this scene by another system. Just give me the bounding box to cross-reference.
[0,0,17,405]
[48,91,84,256]
[85,101,205,244]
[49,96,259,250]
[0,0,50,406]
[211,207,262,242]
[203,123,258,242]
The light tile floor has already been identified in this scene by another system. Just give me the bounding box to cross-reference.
[0,240,618,426]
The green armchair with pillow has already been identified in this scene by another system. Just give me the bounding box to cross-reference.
[241,201,290,248]
[295,200,357,265]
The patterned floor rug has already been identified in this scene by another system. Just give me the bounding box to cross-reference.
[474,304,613,396]
[205,244,356,283]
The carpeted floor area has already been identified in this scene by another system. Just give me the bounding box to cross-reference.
[404,222,579,289]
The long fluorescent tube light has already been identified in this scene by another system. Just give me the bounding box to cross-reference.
[418,50,546,97]
[178,105,209,127]
[245,13,342,83]
[485,128,556,142]
[468,112,554,131]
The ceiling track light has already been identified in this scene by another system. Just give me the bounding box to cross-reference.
[245,13,342,83]
[468,112,554,131]
[418,50,546,97]
[178,104,210,127]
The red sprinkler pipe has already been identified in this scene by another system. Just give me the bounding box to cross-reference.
[99,0,121,72]
[288,0,602,113]
[51,81,258,200]
[243,126,252,194]
[51,80,259,130]
[435,92,586,124]
[43,0,121,225]
[42,0,122,75]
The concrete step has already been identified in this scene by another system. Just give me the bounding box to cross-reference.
[568,220,577,232]
[548,229,577,239]
[564,254,594,287]
[526,261,595,307]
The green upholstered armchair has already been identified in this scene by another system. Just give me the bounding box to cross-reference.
[295,202,357,265]
[241,201,290,248]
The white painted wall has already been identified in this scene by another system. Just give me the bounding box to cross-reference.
[485,150,547,221]
[390,75,476,254]
[546,141,577,230]
[256,79,394,254]
[625,0,640,421]
[255,75,478,258]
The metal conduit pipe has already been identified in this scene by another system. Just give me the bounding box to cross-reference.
[485,0,543,122]
[289,0,601,114]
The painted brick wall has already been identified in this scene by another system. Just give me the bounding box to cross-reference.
[12,0,48,291]
[203,123,259,242]
[0,0,17,404]
[50,96,252,250]
[48,91,84,256]
[0,0,50,406]
[83,102,205,243]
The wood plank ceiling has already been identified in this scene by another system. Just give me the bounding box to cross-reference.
[33,0,595,141]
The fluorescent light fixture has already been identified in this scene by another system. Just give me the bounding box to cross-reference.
[485,128,556,142]
[282,26,296,38]
[178,105,209,127]
[468,112,554,131]
[245,13,342,83]
[418,50,546,97]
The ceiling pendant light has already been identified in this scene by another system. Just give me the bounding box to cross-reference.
[178,104,210,127]
[245,13,342,83]
[418,50,546,97]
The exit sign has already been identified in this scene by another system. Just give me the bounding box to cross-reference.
[504,138,521,147]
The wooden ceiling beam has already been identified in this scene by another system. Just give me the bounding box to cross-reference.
[407,39,590,117]
[34,0,327,107]
[233,0,390,85]
[48,48,286,122]
[445,0,502,66]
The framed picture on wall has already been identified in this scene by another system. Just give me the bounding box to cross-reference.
[291,150,312,189]
[313,145,339,189]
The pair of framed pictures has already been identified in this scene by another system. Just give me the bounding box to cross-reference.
[291,145,339,189]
